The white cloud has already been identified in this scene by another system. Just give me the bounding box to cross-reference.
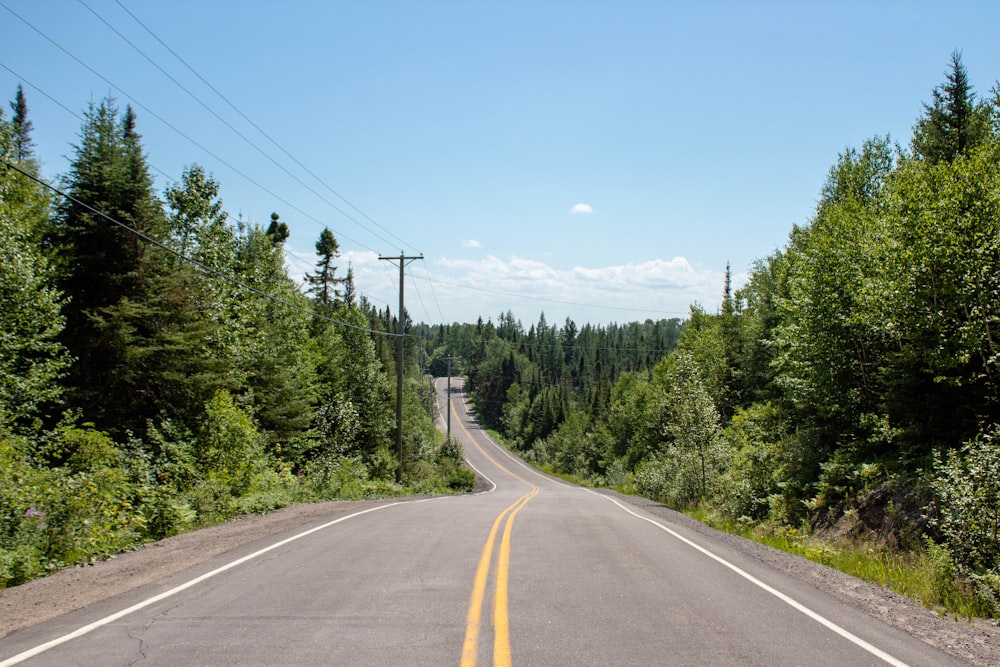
[429,254,730,324]
[289,245,733,325]
[462,239,482,248]
[571,203,594,215]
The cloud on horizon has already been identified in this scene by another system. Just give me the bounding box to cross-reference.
[571,203,594,214]
[462,239,482,248]
[288,250,739,325]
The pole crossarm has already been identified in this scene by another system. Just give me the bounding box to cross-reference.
[378,252,424,482]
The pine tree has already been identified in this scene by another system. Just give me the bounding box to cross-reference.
[912,51,990,163]
[305,227,342,310]
[9,84,34,161]
[342,263,357,307]
[48,98,170,433]
[265,212,289,246]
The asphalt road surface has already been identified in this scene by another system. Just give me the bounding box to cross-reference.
[0,378,975,666]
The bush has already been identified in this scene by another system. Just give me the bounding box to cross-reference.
[932,425,1000,572]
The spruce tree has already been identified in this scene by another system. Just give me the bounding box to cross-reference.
[9,84,34,161]
[265,212,289,246]
[912,51,990,163]
[48,98,170,433]
[305,227,342,310]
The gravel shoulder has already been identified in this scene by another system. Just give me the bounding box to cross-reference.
[2,485,998,665]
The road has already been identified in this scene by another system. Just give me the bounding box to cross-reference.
[0,378,974,666]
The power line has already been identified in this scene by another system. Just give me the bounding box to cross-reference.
[420,263,448,324]
[0,59,177,185]
[111,0,420,256]
[3,159,402,338]
[78,0,406,253]
[0,1,376,253]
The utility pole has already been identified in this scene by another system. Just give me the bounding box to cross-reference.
[441,356,460,440]
[378,251,423,482]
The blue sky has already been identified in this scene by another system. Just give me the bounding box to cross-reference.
[3,1,999,326]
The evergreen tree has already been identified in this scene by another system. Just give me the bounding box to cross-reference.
[9,84,33,162]
[305,227,342,310]
[48,98,170,433]
[341,263,357,307]
[265,212,289,246]
[912,51,990,163]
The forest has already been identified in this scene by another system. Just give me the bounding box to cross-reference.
[2,53,1000,617]
[427,53,1000,615]
[0,88,471,588]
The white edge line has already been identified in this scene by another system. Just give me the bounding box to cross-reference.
[0,502,405,667]
[435,377,497,494]
[462,456,497,493]
[587,491,909,667]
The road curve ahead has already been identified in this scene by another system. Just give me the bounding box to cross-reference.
[0,378,973,666]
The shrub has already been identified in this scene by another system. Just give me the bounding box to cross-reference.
[932,425,1000,572]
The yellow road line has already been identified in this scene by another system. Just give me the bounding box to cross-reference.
[493,487,537,667]
[449,381,538,666]
[461,489,534,667]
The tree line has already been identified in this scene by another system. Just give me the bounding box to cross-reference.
[439,53,1000,615]
[0,91,470,587]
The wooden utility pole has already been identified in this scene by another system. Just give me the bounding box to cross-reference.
[441,356,460,440]
[378,252,423,482]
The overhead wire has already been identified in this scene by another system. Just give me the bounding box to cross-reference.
[3,4,693,326]
[78,0,407,253]
[0,81,382,317]
[0,59,178,186]
[405,264,433,326]
[0,1,378,253]
[3,159,402,338]
[110,0,420,255]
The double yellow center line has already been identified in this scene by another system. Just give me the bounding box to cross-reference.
[446,381,537,666]
[461,486,537,667]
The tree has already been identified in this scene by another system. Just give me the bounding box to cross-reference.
[664,351,721,499]
[9,84,33,161]
[0,112,68,433]
[265,212,289,246]
[305,227,342,309]
[341,263,357,307]
[912,51,990,163]
[47,98,170,433]
[164,164,227,259]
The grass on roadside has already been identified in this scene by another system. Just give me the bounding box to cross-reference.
[687,507,990,620]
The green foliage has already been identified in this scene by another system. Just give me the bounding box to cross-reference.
[912,51,991,164]
[197,390,266,495]
[0,119,67,433]
[716,402,785,520]
[932,426,1000,574]
[0,88,481,591]
[0,428,145,587]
